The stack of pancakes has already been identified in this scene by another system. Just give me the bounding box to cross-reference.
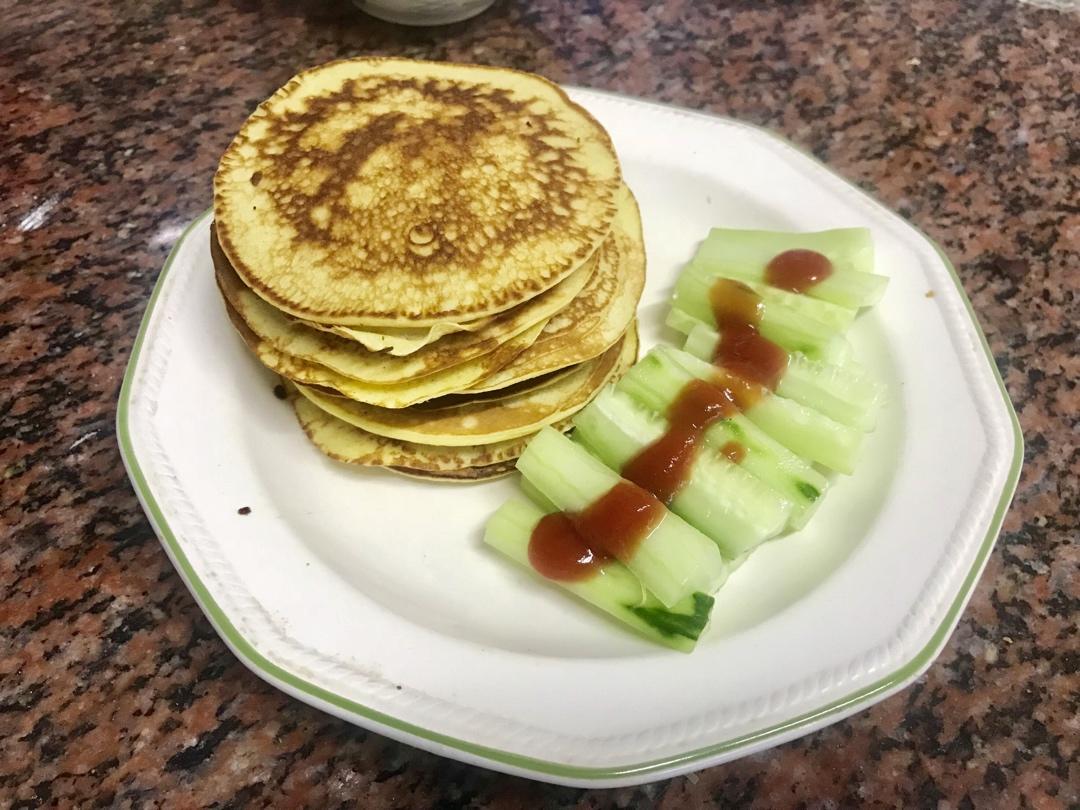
[212,58,643,480]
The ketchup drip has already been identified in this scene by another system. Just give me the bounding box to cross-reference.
[720,440,747,464]
[764,249,833,293]
[528,513,606,581]
[530,254,826,579]
[709,278,789,390]
[619,279,788,505]
[527,482,665,582]
[621,379,738,503]
[709,277,764,328]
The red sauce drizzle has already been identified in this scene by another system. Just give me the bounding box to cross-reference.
[720,441,747,464]
[622,379,739,503]
[709,278,789,390]
[764,249,833,293]
[527,482,665,581]
[574,481,665,561]
[709,278,764,329]
[714,321,789,390]
[618,280,787,504]
[531,267,812,574]
[528,513,606,581]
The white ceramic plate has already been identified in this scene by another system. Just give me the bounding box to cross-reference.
[118,89,1021,787]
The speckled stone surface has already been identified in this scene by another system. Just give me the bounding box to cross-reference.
[2,0,1077,806]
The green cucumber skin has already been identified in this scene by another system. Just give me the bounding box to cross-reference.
[483,498,712,652]
[628,592,714,643]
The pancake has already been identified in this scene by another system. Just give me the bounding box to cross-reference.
[223,299,546,408]
[294,324,637,446]
[388,463,517,482]
[305,314,495,356]
[289,383,557,475]
[468,184,646,393]
[421,364,579,408]
[214,57,622,326]
[213,225,593,383]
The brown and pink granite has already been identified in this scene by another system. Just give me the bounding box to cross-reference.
[1,0,1077,806]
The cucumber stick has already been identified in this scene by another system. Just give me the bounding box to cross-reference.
[682,320,723,359]
[573,387,793,558]
[615,356,830,529]
[516,427,728,607]
[678,262,858,332]
[777,353,885,433]
[661,347,863,474]
[484,498,714,652]
[668,273,850,364]
[683,321,886,431]
[619,347,862,474]
[670,308,853,367]
[695,227,888,309]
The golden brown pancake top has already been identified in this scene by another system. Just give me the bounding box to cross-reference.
[214,58,622,326]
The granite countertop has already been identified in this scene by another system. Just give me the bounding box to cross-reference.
[2,0,1077,806]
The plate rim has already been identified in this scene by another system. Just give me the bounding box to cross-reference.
[116,92,1023,786]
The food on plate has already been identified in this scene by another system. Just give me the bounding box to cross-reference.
[692,227,887,308]
[222,291,547,408]
[681,322,885,432]
[485,227,890,650]
[214,58,621,326]
[292,328,636,448]
[213,226,594,385]
[485,497,715,652]
[622,346,864,474]
[211,58,643,478]
[506,426,728,609]
[469,188,646,391]
[286,382,552,480]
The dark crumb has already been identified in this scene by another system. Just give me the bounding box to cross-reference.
[237,506,252,515]
[395,685,402,690]
[925,290,936,298]
[273,384,287,400]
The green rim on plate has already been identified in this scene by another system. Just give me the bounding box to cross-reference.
[116,115,1023,783]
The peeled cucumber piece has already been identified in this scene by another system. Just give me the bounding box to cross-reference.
[620,347,862,474]
[573,387,793,558]
[660,347,864,474]
[677,263,857,332]
[668,308,853,367]
[614,355,830,529]
[668,274,850,364]
[681,321,725,363]
[484,498,714,652]
[776,353,885,433]
[520,477,557,512]
[683,321,886,431]
[694,227,888,309]
[517,427,728,607]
